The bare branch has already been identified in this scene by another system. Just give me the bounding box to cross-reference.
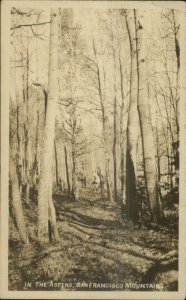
[11,21,51,31]
[30,26,45,40]
[11,8,34,16]
[83,55,97,66]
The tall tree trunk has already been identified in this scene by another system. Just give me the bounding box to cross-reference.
[38,9,59,243]
[111,22,118,203]
[118,51,126,204]
[92,37,113,202]
[9,153,28,243]
[24,39,30,204]
[113,96,117,202]
[16,105,23,193]
[155,110,163,204]
[124,10,139,222]
[172,9,180,141]
[33,31,40,188]
[64,145,71,197]
[135,10,161,223]
[54,138,58,186]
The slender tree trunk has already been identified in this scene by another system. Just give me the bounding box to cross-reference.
[102,107,113,202]
[71,140,79,200]
[118,52,126,204]
[135,10,161,223]
[54,138,58,186]
[172,9,180,141]
[120,144,125,202]
[16,105,23,193]
[16,105,20,153]
[111,23,118,203]
[24,40,30,204]
[155,111,163,203]
[124,10,139,222]
[72,145,76,198]
[113,96,117,202]
[23,123,30,204]
[9,153,28,243]
[91,37,113,202]
[48,181,60,241]
[38,9,59,243]
[64,145,71,197]
[33,32,40,192]
[34,110,39,177]
[105,157,112,202]
[102,120,113,202]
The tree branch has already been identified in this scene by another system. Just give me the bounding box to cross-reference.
[11,8,34,16]
[11,21,51,30]
[30,26,45,40]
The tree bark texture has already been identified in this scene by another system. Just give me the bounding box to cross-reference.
[54,138,59,186]
[9,153,28,243]
[135,9,160,223]
[91,37,113,202]
[172,9,180,141]
[48,181,60,241]
[71,140,78,200]
[113,96,117,202]
[64,145,71,197]
[125,10,139,222]
[118,51,126,204]
[38,9,59,242]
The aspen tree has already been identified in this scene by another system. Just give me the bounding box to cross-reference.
[38,9,59,242]
[135,10,160,223]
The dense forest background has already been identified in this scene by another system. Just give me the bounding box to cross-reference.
[9,6,179,291]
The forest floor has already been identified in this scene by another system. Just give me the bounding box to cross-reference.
[9,187,178,291]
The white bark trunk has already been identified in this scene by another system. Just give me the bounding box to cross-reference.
[9,153,28,243]
[38,9,59,242]
[126,10,139,175]
[125,10,139,222]
[135,10,160,222]
[48,181,60,241]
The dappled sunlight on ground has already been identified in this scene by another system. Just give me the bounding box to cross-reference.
[9,188,178,291]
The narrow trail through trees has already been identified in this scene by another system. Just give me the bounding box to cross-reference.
[9,188,178,291]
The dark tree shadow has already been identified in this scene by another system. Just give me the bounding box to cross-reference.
[140,259,178,291]
[57,209,120,229]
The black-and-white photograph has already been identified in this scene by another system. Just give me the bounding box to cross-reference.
[1,1,186,299]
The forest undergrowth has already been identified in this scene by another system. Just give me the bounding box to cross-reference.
[9,188,178,291]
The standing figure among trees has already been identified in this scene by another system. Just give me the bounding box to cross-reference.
[9,6,179,249]
[7,5,181,293]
